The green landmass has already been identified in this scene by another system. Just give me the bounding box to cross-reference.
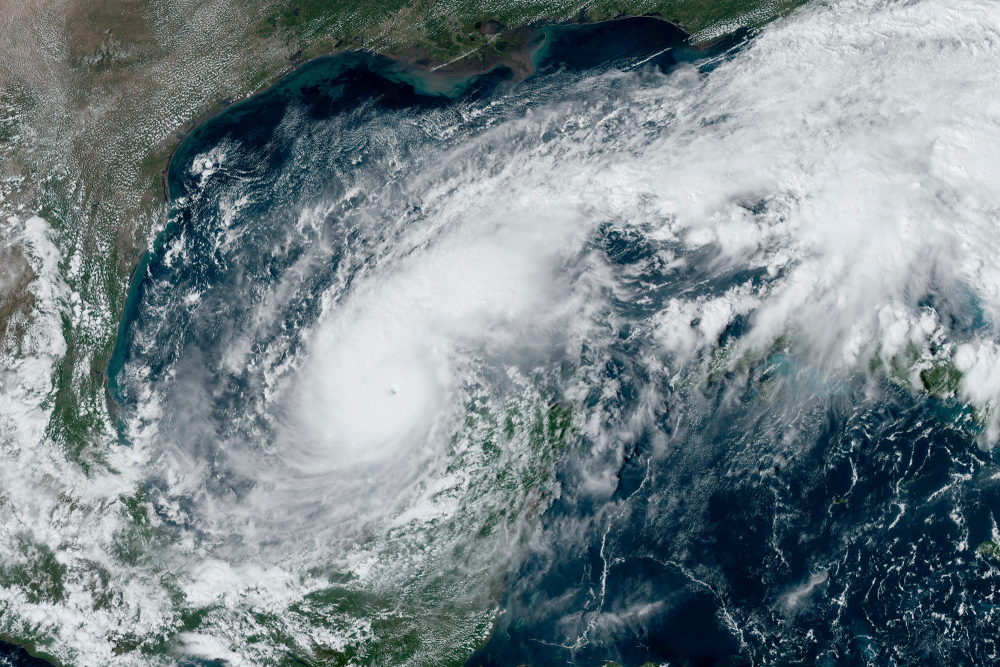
[978,540,1000,560]
[0,0,799,664]
[1,0,805,465]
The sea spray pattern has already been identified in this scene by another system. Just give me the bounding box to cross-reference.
[0,0,999,664]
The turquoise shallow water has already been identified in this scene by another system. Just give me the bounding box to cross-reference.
[107,15,696,440]
[102,13,1000,667]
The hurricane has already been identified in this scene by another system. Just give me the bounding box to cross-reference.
[2,0,1000,665]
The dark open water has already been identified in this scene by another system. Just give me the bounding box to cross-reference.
[100,14,1000,667]
[0,643,50,667]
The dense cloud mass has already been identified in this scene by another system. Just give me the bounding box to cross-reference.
[5,0,1000,664]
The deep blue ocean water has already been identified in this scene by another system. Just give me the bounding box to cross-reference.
[108,17,697,407]
[0,642,51,667]
[104,16,1000,667]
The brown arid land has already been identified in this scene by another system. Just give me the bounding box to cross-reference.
[0,0,797,664]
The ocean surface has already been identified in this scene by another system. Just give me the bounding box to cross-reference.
[106,7,1000,667]
[0,642,50,667]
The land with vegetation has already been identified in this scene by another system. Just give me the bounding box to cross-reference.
[0,0,797,664]
[0,0,799,449]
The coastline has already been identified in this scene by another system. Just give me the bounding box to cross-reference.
[107,14,693,414]
[0,634,64,667]
[0,0,800,662]
[155,14,688,205]
[92,14,695,667]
